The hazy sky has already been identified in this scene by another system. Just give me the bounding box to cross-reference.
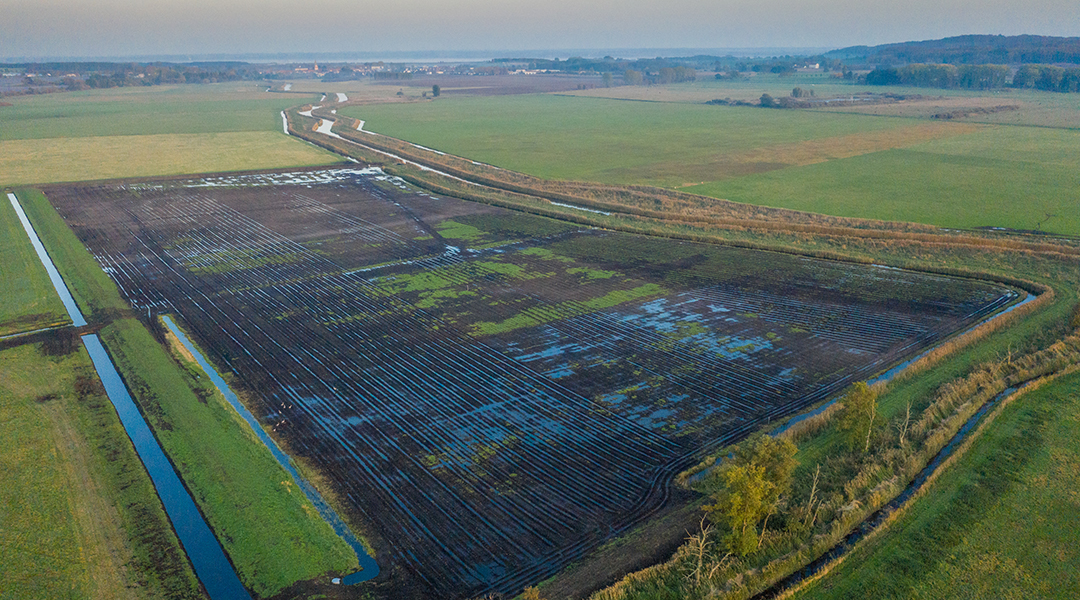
[3,0,1079,60]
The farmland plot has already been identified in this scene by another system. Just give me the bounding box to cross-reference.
[45,168,1016,598]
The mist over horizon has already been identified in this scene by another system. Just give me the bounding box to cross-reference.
[3,0,1078,62]
[1,47,842,64]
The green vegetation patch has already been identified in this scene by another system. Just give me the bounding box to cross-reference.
[100,318,357,598]
[797,371,1080,599]
[471,283,666,336]
[0,196,67,335]
[520,246,575,262]
[688,127,1080,236]
[14,188,127,318]
[567,266,618,280]
[436,219,486,241]
[182,247,307,275]
[0,342,203,600]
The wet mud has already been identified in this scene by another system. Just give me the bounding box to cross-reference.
[45,169,1015,599]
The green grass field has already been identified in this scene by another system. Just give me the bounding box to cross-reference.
[794,370,1080,600]
[0,343,204,600]
[687,127,1080,235]
[0,83,340,185]
[341,82,1079,236]
[0,132,340,186]
[342,94,936,187]
[0,195,67,335]
[0,83,311,140]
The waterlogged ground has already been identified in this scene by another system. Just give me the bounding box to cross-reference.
[45,168,1016,598]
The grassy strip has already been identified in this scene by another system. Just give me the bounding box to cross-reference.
[99,318,358,598]
[0,341,204,600]
[0,193,67,335]
[13,188,127,320]
[794,368,1080,599]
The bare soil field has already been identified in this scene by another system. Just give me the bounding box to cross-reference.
[44,168,1015,599]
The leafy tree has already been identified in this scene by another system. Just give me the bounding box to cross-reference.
[432,84,440,97]
[759,93,776,108]
[705,436,797,555]
[602,72,613,87]
[836,381,884,452]
[737,435,798,495]
[865,68,901,86]
[624,69,643,85]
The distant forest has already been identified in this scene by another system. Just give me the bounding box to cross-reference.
[827,35,1080,66]
[827,36,1080,93]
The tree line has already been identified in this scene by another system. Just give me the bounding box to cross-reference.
[864,63,1080,92]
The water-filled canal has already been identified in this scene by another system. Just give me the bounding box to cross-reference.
[7,191,250,600]
[161,315,379,583]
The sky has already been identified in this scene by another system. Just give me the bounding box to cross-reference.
[3,0,1079,60]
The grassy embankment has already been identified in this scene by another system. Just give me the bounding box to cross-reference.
[0,196,67,335]
[793,369,1080,599]
[1,195,203,598]
[340,89,1080,236]
[0,83,341,186]
[13,189,359,598]
[286,103,1080,599]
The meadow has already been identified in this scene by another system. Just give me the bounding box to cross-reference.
[687,127,1080,236]
[0,342,206,600]
[0,83,340,186]
[341,75,1080,236]
[0,196,66,335]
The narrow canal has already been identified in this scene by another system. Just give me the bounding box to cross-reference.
[162,315,379,583]
[8,192,251,600]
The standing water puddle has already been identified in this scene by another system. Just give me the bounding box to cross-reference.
[7,191,249,599]
[161,315,379,583]
[687,289,1032,485]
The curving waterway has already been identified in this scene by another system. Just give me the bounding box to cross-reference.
[8,192,251,600]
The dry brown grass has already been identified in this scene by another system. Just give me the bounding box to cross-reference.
[662,122,981,184]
